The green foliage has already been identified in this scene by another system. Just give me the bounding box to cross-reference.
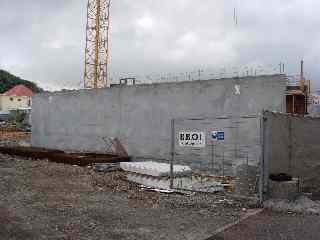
[0,69,42,93]
[9,110,26,123]
[8,110,30,131]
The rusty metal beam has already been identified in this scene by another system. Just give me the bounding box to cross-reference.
[0,146,130,166]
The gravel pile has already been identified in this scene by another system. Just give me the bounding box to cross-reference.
[90,168,254,212]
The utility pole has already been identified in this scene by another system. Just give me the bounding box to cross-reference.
[84,0,111,89]
[300,60,305,90]
[198,69,204,80]
[279,62,285,73]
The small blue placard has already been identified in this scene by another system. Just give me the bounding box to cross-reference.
[217,131,225,141]
[212,131,225,141]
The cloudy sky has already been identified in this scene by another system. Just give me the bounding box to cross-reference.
[1,0,320,90]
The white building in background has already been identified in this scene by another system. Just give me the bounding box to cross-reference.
[0,84,32,113]
[0,84,33,122]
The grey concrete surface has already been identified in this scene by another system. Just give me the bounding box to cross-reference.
[308,104,320,117]
[173,116,261,174]
[210,210,320,240]
[263,111,320,194]
[32,75,287,193]
[32,75,286,160]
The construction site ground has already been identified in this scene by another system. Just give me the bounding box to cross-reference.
[0,152,254,240]
[0,130,31,144]
[1,136,319,240]
[209,210,320,240]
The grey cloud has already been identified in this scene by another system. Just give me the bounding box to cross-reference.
[0,0,319,90]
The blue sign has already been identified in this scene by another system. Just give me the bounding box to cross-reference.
[212,131,225,141]
[217,131,225,141]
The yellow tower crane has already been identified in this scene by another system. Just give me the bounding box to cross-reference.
[84,0,111,89]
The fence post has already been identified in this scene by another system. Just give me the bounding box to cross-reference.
[170,119,175,189]
[222,145,225,177]
[211,142,215,174]
[288,116,293,174]
[259,111,266,206]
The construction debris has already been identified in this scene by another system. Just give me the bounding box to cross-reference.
[102,137,129,157]
[120,161,192,177]
[0,130,31,142]
[0,146,130,166]
[94,163,121,172]
[120,161,225,193]
[140,186,175,194]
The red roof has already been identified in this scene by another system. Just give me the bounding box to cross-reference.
[3,85,33,97]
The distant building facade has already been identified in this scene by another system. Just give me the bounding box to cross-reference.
[0,85,33,113]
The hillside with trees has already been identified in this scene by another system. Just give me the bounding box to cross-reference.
[0,69,42,93]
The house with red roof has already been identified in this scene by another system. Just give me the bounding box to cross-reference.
[0,85,33,112]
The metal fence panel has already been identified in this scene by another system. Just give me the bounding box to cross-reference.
[170,115,262,198]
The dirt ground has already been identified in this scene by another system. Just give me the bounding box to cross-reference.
[0,131,31,144]
[0,153,256,240]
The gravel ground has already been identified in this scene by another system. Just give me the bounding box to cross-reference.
[264,197,320,215]
[210,210,320,240]
[0,153,255,240]
[0,131,31,145]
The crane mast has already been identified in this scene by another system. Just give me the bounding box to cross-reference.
[84,0,111,89]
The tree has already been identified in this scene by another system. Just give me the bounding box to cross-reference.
[0,69,42,93]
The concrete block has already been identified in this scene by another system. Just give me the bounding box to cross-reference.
[120,161,192,177]
[127,173,224,193]
[269,178,299,199]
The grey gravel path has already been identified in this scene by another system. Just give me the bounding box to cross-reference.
[209,210,320,240]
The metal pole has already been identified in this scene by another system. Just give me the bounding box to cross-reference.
[170,119,175,189]
[246,152,249,184]
[222,145,225,177]
[288,116,292,174]
[93,0,101,88]
[259,113,265,206]
[211,143,215,174]
[279,62,282,73]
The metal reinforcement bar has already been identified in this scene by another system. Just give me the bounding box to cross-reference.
[0,146,130,166]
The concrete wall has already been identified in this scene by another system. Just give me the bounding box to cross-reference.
[32,75,287,164]
[173,116,261,174]
[173,115,262,195]
[264,111,320,194]
[308,104,320,117]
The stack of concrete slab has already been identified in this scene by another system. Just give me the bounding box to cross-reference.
[120,161,223,192]
[120,161,192,177]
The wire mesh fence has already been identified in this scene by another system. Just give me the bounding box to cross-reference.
[169,115,263,198]
[108,64,282,87]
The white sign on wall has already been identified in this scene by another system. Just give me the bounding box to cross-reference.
[179,131,205,147]
[235,84,241,95]
[311,95,320,105]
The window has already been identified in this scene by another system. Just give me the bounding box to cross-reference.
[10,98,13,101]
[18,99,21,102]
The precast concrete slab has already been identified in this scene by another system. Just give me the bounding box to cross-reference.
[127,173,224,193]
[120,161,192,177]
